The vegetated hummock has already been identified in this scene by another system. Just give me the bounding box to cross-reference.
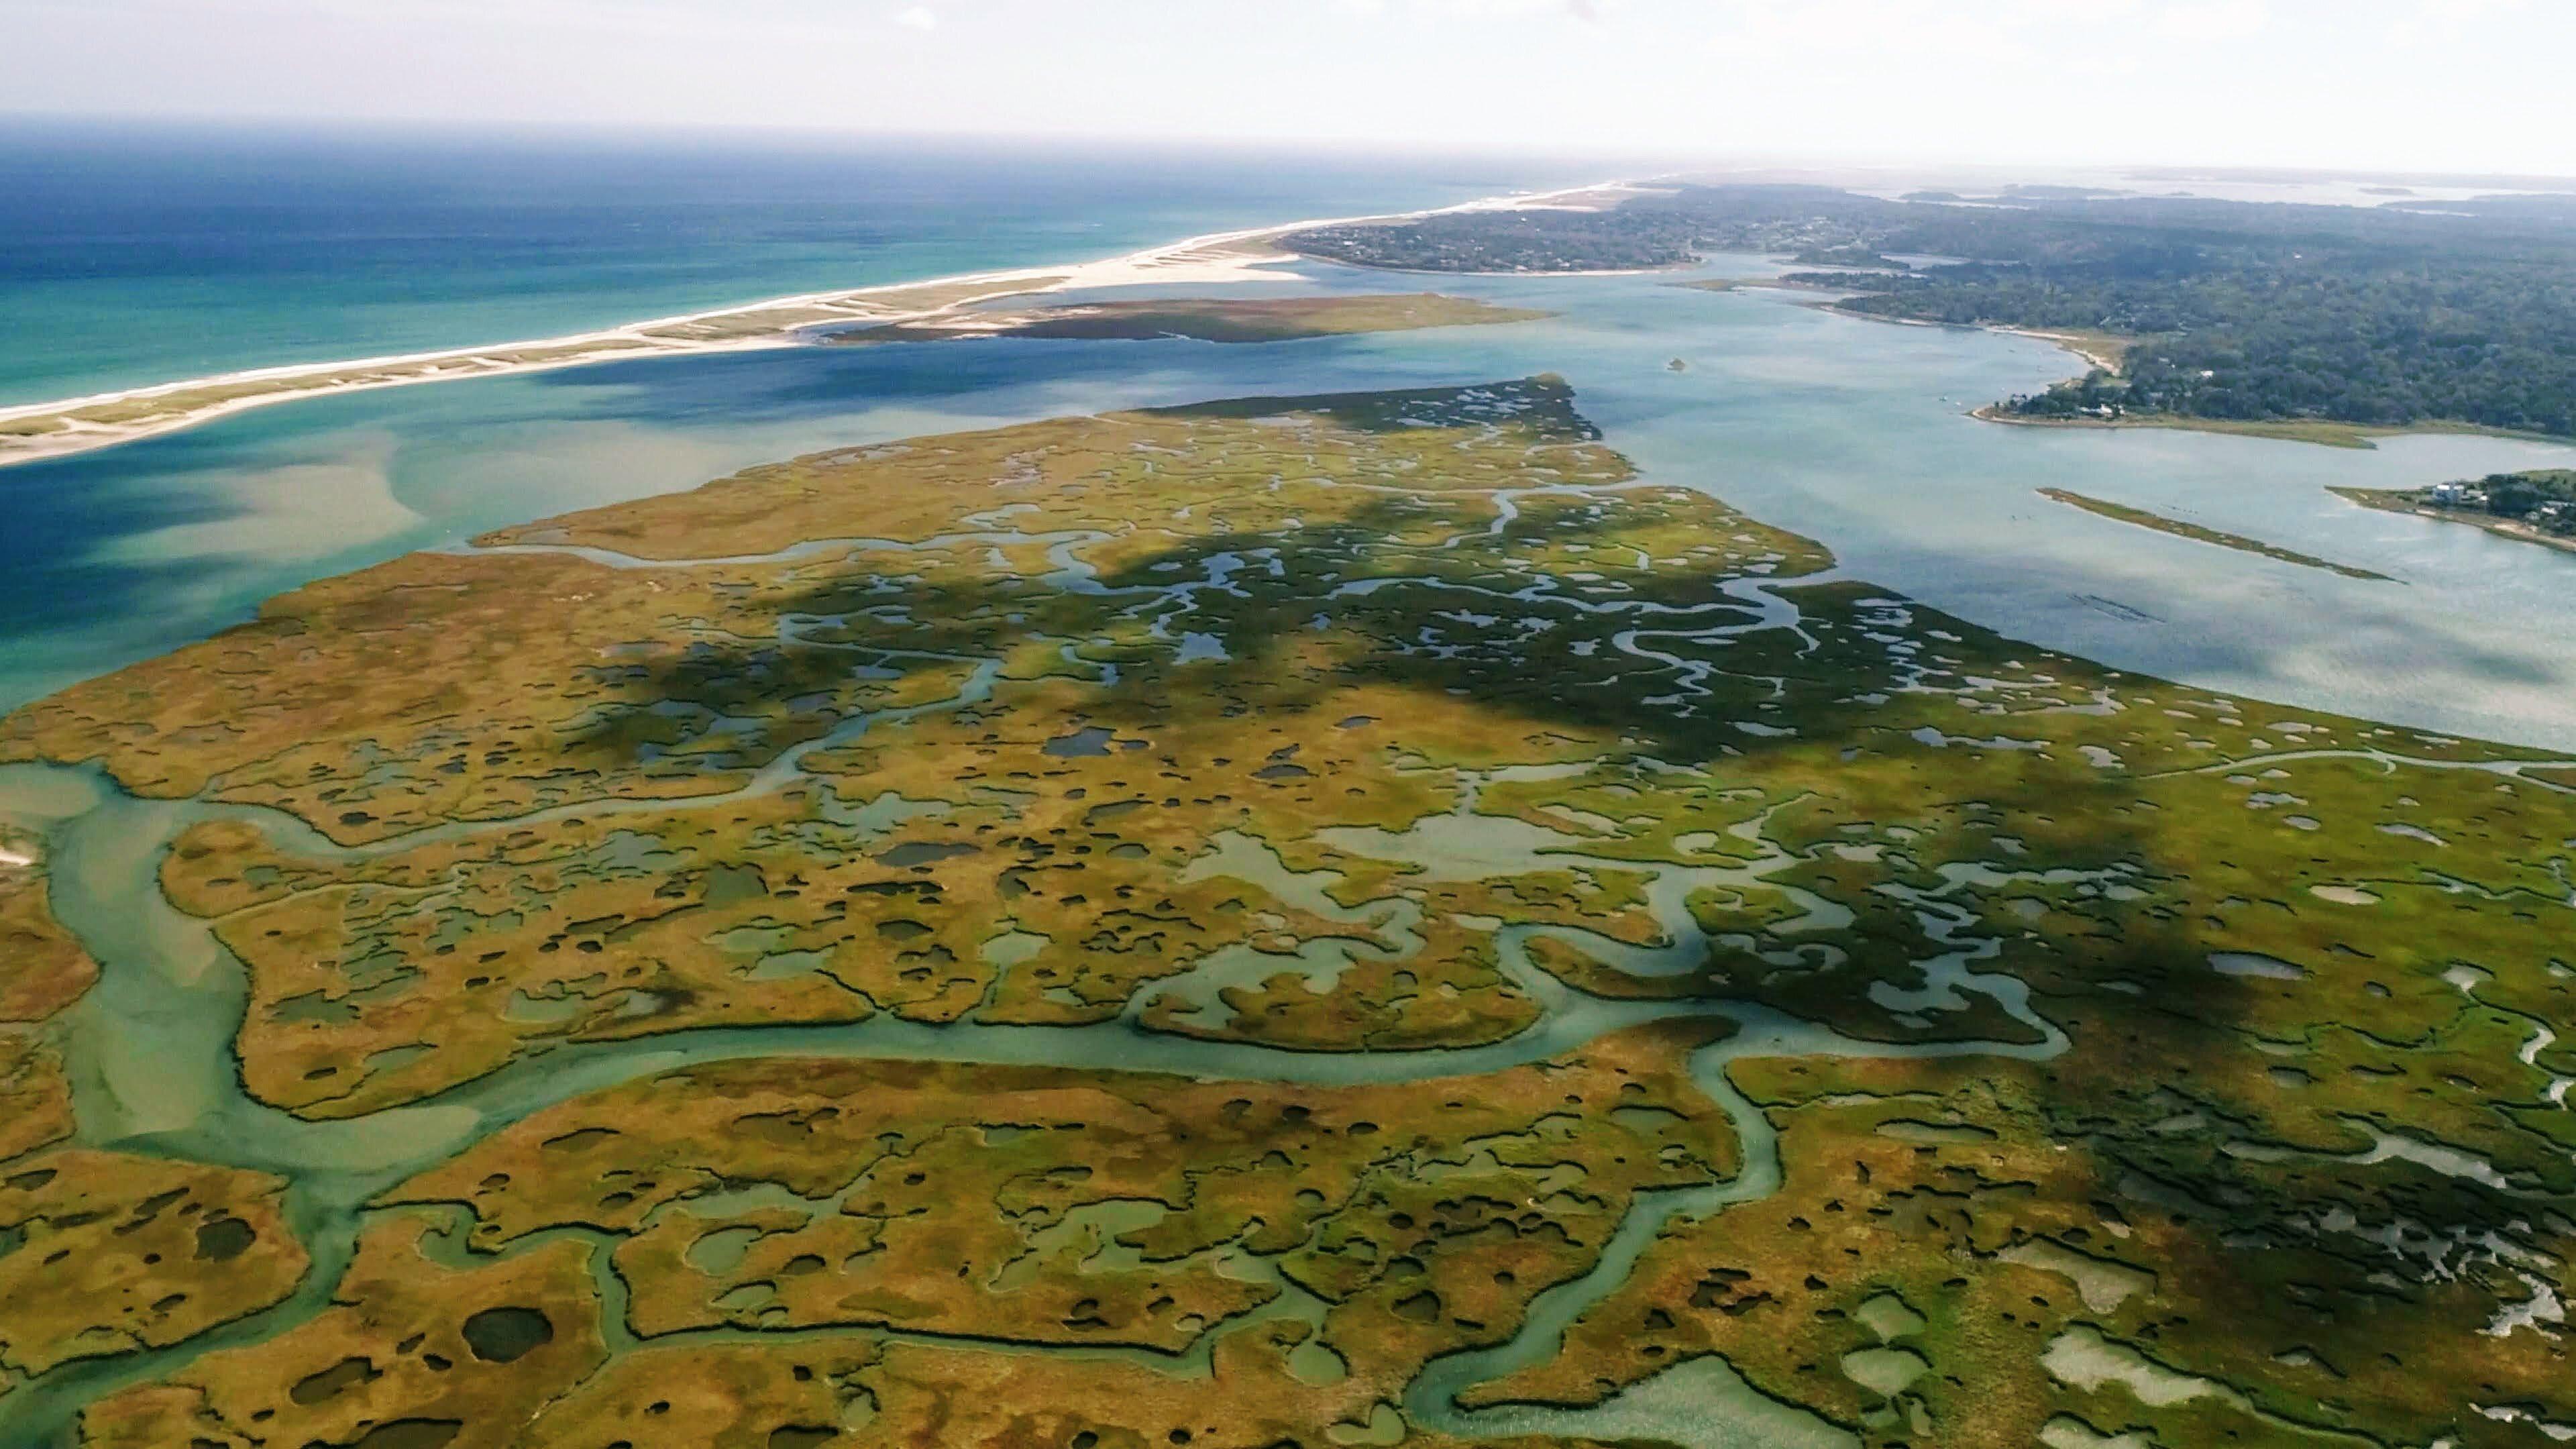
[2037,487,2396,581]
[0,846,308,1394]
[3,379,2575,1447]
[2337,468,2576,557]
[1285,184,2576,439]
[828,292,1551,345]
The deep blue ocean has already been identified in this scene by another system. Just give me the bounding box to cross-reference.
[0,119,1577,405]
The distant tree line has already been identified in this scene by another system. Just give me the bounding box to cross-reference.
[2487,470,2576,517]
[1284,185,2576,438]
[1281,211,1705,272]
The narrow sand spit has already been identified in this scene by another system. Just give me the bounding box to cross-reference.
[0,179,1635,470]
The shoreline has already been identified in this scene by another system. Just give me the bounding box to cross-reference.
[1992,325,2130,374]
[1968,402,2565,451]
[2333,486,2576,557]
[1808,301,2135,376]
[0,178,1633,472]
[1796,298,2566,452]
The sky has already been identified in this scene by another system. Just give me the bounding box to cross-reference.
[8,0,2574,176]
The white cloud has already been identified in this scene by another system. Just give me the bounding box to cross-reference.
[2388,0,2525,43]
[2151,0,2270,39]
[2412,0,2526,16]
[11,0,2576,175]
[1334,0,1609,19]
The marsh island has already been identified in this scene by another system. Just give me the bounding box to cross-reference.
[1,376,2573,1448]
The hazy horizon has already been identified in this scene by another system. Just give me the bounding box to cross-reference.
[11,0,2575,177]
[7,113,2571,199]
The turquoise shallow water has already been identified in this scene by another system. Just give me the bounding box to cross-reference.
[0,120,1566,405]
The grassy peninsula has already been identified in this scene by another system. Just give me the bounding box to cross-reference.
[2337,468,2576,556]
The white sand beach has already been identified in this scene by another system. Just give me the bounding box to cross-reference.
[0,179,1633,471]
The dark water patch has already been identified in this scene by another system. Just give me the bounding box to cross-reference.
[1042,727,1116,758]
[343,1419,464,1449]
[704,863,771,905]
[290,1356,383,1405]
[1394,1290,1444,1323]
[877,841,979,867]
[460,1306,553,1363]
[193,1215,256,1262]
[124,1187,188,1225]
[270,989,360,1026]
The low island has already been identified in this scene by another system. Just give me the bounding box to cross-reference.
[2039,488,2396,580]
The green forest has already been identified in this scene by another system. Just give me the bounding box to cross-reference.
[2430,468,2576,531]
[1285,184,2576,437]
